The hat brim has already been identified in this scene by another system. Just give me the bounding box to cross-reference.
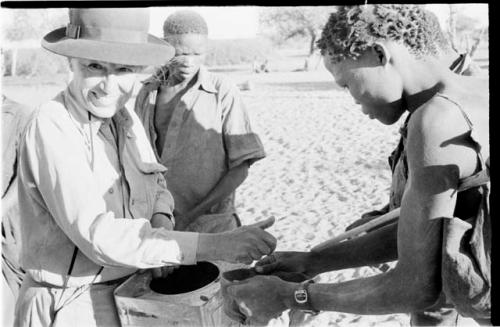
[42,27,174,66]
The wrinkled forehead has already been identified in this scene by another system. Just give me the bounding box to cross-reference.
[164,33,207,55]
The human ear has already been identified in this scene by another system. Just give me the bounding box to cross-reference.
[372,42,390,66]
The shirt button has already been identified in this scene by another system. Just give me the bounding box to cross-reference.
[131,199,135,205]
[109,188,114,194]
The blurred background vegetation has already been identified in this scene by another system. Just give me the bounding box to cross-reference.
[1,5,488,78]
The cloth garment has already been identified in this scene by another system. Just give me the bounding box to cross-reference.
[14,274,123,327]
[2,96,35,327]
[135,66,266,221]
[15,86,203,325]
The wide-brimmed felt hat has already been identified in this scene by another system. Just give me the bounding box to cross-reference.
[42,8,174,66]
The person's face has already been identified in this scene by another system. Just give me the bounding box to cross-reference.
[69,58,141,118]
[164,33,207,83]
[323,49,406,125]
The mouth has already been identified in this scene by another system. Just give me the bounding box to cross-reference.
[89,91,119,107]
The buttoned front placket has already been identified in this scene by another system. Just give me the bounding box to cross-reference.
[99,119,130,219]
[159,86,202,168]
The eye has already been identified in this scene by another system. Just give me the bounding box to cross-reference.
[117,66,135,73]
[87,63,105,72]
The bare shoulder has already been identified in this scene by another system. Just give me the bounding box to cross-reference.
[407,94,470,145]
[406,91,479,179]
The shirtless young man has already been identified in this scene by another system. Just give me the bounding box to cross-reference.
[224,5,489,326]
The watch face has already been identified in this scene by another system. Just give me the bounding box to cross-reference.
[295,289,308,304]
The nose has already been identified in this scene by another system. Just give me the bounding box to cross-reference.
[100,74,119,94]
[177,56,195,67]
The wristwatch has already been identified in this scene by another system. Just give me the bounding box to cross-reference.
[294,280,320,315]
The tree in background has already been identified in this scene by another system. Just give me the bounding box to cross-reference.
[446,4,487,59]
[3,9,67,76]
[259,6,336,71]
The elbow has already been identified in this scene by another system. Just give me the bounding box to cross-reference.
[393,266,441,312]
[412,287,441,311]
[407,274,441,312]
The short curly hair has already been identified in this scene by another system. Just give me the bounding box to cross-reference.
[422,9,452,53]
[317,5,442,63]
[163,10,208,36]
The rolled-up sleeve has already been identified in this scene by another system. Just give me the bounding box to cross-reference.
[153,172,175,218]
[20,113,198,268]
[220,85,266,169]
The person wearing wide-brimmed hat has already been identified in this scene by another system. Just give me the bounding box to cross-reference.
[14,8,277,326]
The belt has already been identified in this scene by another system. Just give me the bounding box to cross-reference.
[94,274,131,286]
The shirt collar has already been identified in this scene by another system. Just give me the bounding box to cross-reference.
[197,66,217,94]
[142,65,217,94]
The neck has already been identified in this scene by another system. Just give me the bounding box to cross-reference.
[399,56,455,114]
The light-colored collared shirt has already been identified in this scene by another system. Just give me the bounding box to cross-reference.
[2,96,34,296]
[135,67,266,216]
[18,87,199,287]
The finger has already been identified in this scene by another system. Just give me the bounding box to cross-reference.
[248,248,263,261]
[236,254,253,265]
[255,262,280,274]
[254,240,271,257]
[255,253,278,267]
[162,266,176,277]
[238,302,252,318]
[248,217,275,230]
[258,231,277,252]
[224,306,246,324]
[152,268,162,279]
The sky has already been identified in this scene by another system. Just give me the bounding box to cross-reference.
[148,6,259,39]
[148,4,488,39]
[0,4,489,41]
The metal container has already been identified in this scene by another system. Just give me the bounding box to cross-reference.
[114,261,223,327]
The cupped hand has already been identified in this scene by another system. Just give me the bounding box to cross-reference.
[255,251,315,282]
[225,275,294,326]
[151,265,179,279]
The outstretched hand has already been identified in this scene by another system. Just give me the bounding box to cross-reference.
[198,217,277,264]
[225,275,293,326]
[255,251,315,282]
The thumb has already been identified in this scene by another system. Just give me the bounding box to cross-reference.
[255,262,280,274]
[248,217,275,230]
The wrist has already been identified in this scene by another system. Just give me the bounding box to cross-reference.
[196,233,218,261]
[305,251,322,277]
[287,280,320,314]
[280,281,298,310]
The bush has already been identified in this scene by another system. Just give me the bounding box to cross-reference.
[205,37,273,66]
[3,47,69,77]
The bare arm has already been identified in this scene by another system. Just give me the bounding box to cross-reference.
[298,100,478,314]
[230,99,479,319]
[310,222,398,275]
[175,162,249,230]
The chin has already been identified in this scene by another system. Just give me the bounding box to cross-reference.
[87,104,120,119]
